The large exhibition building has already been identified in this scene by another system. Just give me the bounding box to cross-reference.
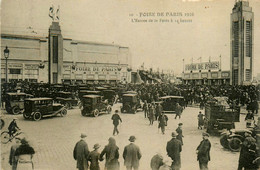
[1,22,131,84]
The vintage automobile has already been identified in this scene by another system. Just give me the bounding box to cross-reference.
[204,97,240,134]
[121,93,139,114]
[220,127,258,152]
[103,90,116,105]
[23,98,67,121]
[5,92,33,115]
[159,96,185,113]
[78,90,101,100]
[55,91,79,109]
[81,95,112,117]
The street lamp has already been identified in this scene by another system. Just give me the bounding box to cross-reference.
[4,46,10,83]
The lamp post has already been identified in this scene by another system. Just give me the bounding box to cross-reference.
[4,46,10,83]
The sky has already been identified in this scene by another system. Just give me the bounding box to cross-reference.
[1,0,260,76]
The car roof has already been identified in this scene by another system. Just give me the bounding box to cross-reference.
[83,95,101,98]
[25,97,53,101]
[160,96,184,99]
[57,91,71,94]
[7,92,27,96]
[123,94,137,97]
[80,90,100,93]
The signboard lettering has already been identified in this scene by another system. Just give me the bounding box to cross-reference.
[185,61,219,72]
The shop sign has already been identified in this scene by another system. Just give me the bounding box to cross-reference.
[8,63,23,68]
[211,72,218,78]
[192,73,199,78]
[184,74,190,78]
[25,64,38,70]
[70,65,119,72]
[201,73,208,78]
[221,72,230,78]
[185,61,219,72]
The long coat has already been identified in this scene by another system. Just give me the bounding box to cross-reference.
[123,143,142,168]
[166,138,182,168]
[14,144,35,170]
[176,127,183,145]
[196,139,211,163]
[88,150,100,170]
[100,145,120,170]
[73,139,90,170]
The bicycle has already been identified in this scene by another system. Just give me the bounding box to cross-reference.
[1,130,24,144]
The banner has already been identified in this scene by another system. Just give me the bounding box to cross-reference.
[185,61,219,72]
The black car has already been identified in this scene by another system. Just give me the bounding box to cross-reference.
[121,93,138,114]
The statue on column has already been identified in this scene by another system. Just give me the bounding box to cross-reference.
[49,5,60,21]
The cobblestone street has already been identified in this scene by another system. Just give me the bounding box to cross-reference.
[1,104,252,170]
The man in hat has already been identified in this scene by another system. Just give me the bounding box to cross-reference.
[8,118,20,137]
[166,132,182,170]
[88,144,101,170]
[198,111,204,130]
[73,133,90,170]
[111,110,122,135]
[9,137,21,170]
[196,132,211,170]
[176,123,184,145]
[123,136,142,170]
[174,103,183,119]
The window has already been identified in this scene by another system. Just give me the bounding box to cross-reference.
[246,21,252,57]
[233,69,238,85]
[246,69,251,81]
[53,36,58,63]
[10,69,21,74]
[233,21,239,58]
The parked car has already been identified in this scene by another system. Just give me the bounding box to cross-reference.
[121,93,139,114]
[204,97,240,134]
[81,95,112,117]
[78,90,101,100]
[23,98,67,121]
[220,127,258,152]
[103,90,116,105]
[159,96,185,113]
[5,92,33,115]
[55,91,79,109]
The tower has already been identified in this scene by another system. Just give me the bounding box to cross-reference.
[230,0,254,85]
[48,21,63,84]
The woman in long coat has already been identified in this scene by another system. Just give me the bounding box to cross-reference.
[14,138,35,170]
[148,104,155,125]
[100,137,120,170]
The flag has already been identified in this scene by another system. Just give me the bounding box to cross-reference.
[49,6,54,19]
[56,5,60,20]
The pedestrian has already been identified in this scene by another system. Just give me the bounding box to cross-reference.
[245,111,255,128]
[158,113,167,134]
[100,137,120,170]
[150,153,163,170]
[196,132,211,170]
[174,103,183,119]
[155,103,163,120]
[166,132,182,170]
[73,133,90,170]
[14,138,35,170]
[198,111,204,130]
[9,137,21,170]
[143,100,149,118]
[176,123,184,145]
[88,144,101,170]
[238,131,258,170]
[123,135,142,170]
[148,104,155,125]
[111,110,122,135]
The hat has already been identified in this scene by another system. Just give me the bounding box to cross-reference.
[115,110,119,113]
[80,133,87,138]
[178,123,183,126]
[129,136,136,142]
[171,132,177,137]
[93,143,101,149]
[202,132,209,137]
[21,138,28,144]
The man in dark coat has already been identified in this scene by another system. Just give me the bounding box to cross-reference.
[150,153,163,170]
[198,112,204,130]
[73,133,90,170]
[166,132,182,170]
[158,113,168,134]
[174,103,183,119]
[123,136,142,170]
[8,118,20,137]
[111,110,122,135]
[176,123,184,145]
[196,132,211,170]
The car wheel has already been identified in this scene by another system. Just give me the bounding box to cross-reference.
[220,134,229,149]
[93,109,99,117]
[60,109,67,117]
[23,112,30,119]
[33,112,42,121]
[1,131,10,144]
[228,137,242,152]
[12,106,20,115]
[107,105,112,114]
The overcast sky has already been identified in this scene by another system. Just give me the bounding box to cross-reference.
[1,0,260,75]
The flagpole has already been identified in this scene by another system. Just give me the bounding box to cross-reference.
[219,55,222,71]
[182,59,184,73]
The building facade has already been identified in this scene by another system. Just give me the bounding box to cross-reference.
[230,0,254,85]
[1,23,131,84]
